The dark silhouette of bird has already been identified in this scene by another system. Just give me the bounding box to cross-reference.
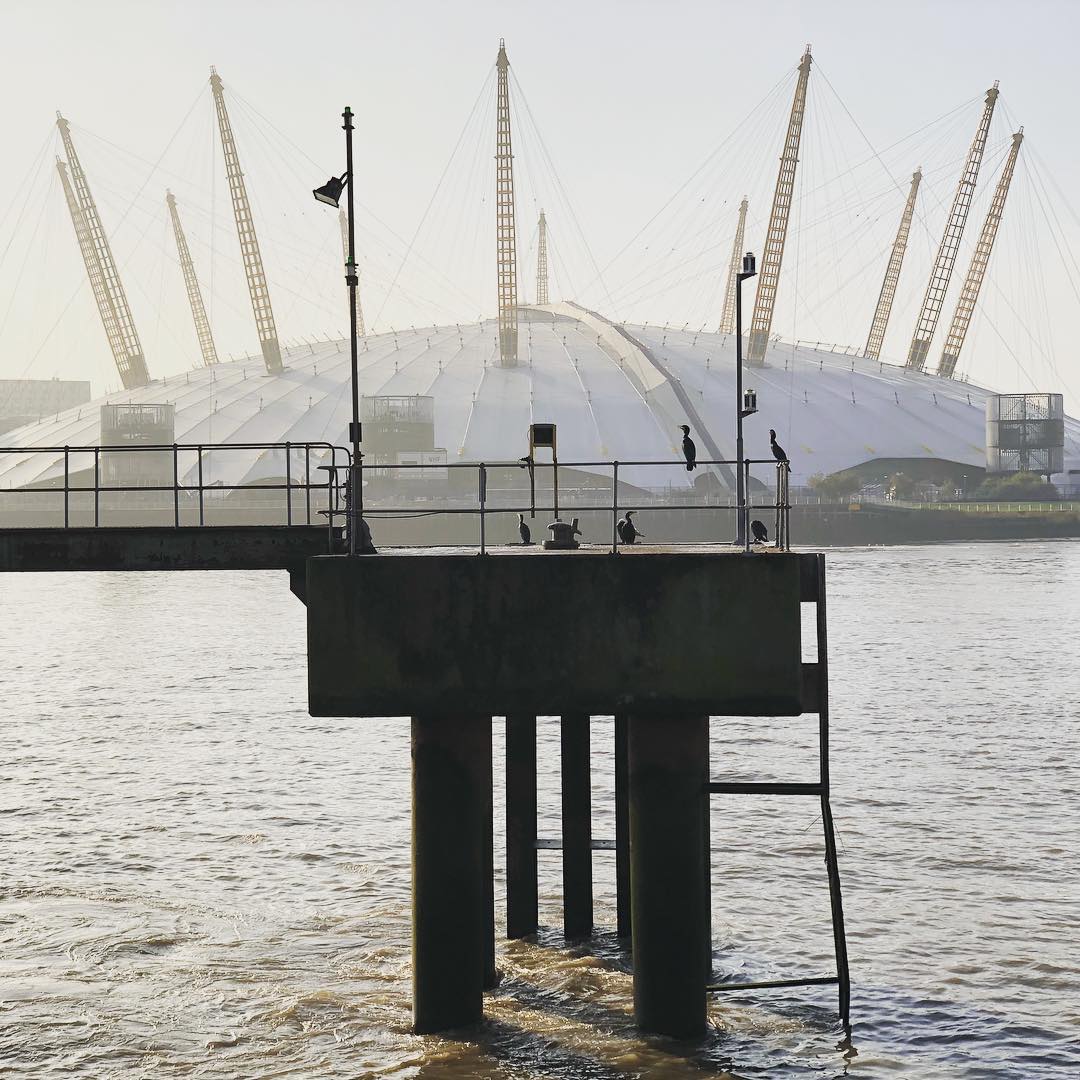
[769,429,788,462]
[359,517,377,554]
[680,425,697,470]
[750,519,769,544]
[517,513,532,545]
[617,510,644,544]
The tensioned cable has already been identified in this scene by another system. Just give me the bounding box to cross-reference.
[370,68,495,328]
[580,68,796,301]
[228,84,484,318]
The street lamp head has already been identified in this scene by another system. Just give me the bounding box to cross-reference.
[742,251,757,275]
[313,172,349,208]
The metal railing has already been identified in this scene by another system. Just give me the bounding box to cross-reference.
[0,444,793,553]
[339,457,791,554]
[0,442,350,546]
[855,495,1080,513]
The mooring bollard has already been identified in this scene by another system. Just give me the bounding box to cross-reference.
[505,714,539,938]
[561,713,593,939]
[411,714,490,1033]
[628,713,710,1037]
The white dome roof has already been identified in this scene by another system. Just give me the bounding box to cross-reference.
[1,304,1077,491]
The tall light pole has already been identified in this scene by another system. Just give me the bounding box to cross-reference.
[735,252,758,547]
[313,107,364,555]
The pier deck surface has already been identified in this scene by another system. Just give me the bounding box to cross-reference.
[0,525,338,573]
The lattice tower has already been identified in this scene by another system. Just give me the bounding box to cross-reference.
[864,168,922,360]
[938,129,1023,379]
[495,39,519,366]
[905,83,999,371]
[209,67,283,375]
[339,210,366,338]
[746,46,813,367]
[56,116,150,389]
[719,197,748,335]
[536,209,549,305]
[166,191,219,367]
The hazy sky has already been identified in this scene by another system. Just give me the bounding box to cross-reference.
[2,0,1079,410]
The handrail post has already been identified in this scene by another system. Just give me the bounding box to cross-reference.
[63,446,69,528]
[784,463,791,550]
[198,446,205,527]
[611,461,619,554]
[478,463,487,555]
[173,443,180,527]
[94,447,100,527]
[305,444,311,525]
[774,462,782,549]
[285,441,292,526]
[743,460,751,553]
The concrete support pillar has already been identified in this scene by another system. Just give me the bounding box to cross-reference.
[411,713,489,1033]
[561,713,592,939]
[481,719,497,989]
[505,714,538,938]
[628,713,710,1038]
[615,714,631,939]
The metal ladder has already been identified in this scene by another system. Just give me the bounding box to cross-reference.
[706,553,851,1025]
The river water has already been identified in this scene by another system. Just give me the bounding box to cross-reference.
[1,542,1077,1078]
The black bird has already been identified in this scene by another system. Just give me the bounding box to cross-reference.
[359,517,377,554]
[769,429,788,462]
[680,424,697,471]
[618,510,644,545]
[750,519,769,544]
[518,513,532,545]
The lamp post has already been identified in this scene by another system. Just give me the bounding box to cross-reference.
[313,107,363,555]
[735,252,758,547]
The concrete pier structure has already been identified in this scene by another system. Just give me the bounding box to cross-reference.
[304,544,845,1036]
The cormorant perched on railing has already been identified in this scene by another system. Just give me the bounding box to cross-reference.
[517,513,532,545]
[617,510,644,544]
[769,429,789,462]
[680,425,697,471]
[750,519,769,544]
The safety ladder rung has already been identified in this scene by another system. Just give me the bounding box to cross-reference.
[707,975,838,993]
[708,781,822,796]
[535,838,616,850]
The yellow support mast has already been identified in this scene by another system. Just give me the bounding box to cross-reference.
[495,39,519,366]
[906,83,999,371]
[56,115,150,389]
[746,46,812,367]
[210,67,283,375]
[536,209,549,305]
[167,191,219,367]
[864,168,921,360]
[719,197,748,336]
[938,129,1023,379]
[339,210,366,338]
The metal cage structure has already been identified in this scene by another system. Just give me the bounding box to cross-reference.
[985,393,1064,476]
